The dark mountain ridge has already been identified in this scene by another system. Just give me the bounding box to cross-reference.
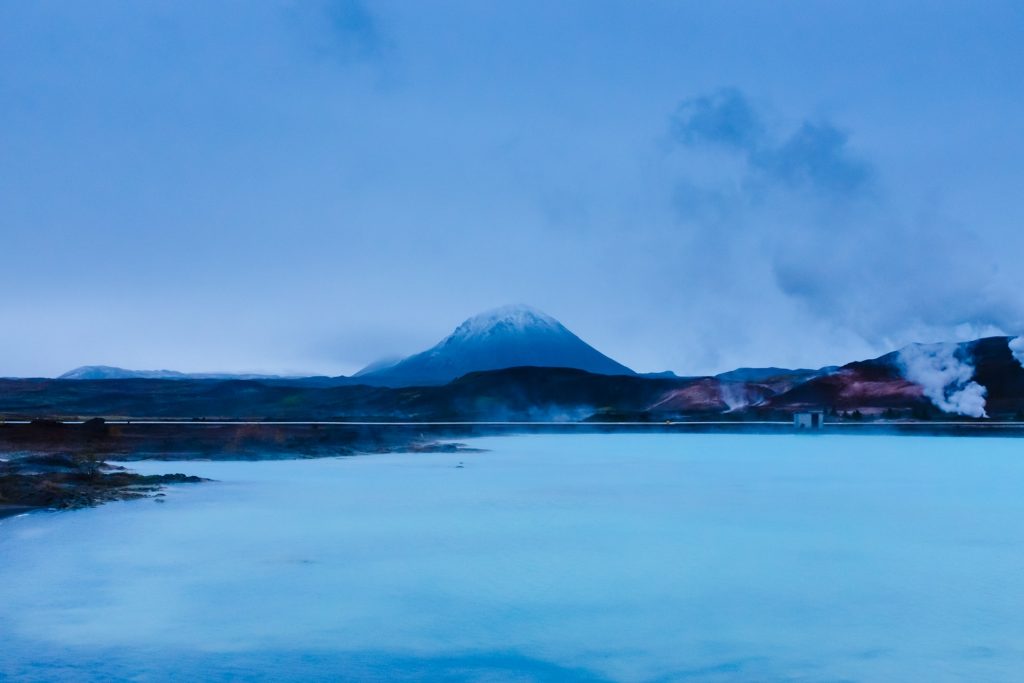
[3,336,1022,422]
[17,317,1024,422]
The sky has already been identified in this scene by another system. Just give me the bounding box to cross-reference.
[2,1,1023,377]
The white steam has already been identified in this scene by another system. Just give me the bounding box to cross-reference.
[897,342,988,418]
[1010,336,1024,369]
[719,382,750,411]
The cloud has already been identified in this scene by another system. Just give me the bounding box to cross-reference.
[663,88,1024,359]
[325,0,382,59]
[755,122,872,195]
[670,88,872,197]
[670,88,764,151]
[289,0,386,64]
[1011,337,1024,368]
[897,342,987,417]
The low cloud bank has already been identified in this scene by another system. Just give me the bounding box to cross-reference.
[897,343,987,418]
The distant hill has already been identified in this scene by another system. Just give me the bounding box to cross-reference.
[352,356,403,377]
[356,305,635,386]
[59,366,293,381]
[714,367,833,383]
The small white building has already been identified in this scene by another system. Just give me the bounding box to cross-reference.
[794,410,825,429]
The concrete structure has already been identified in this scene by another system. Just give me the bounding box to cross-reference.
[794,411,825,429]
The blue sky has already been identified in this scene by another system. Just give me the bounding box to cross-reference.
[2,1,1022,376]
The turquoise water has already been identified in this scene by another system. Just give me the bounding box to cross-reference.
[1,434,1024,682]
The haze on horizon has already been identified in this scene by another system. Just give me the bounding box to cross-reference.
[2,1,1022,378]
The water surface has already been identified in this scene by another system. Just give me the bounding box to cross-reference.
[2,434,1023,681]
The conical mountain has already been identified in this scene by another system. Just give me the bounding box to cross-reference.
[358,305,634,386]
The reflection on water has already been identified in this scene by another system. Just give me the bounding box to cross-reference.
[2,434,1024,682]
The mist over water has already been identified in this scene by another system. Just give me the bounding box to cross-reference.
[2,434,1024,682]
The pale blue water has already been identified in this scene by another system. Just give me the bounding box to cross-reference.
[2,434,1024,682]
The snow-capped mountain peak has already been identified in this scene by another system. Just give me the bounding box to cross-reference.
[443,305,564,345]
[358,304,634,386]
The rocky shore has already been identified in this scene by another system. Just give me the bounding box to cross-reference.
[0,452,206,517]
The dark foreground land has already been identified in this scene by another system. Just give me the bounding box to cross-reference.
[2,418,1024,518]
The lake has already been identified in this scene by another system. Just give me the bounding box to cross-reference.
[1,433,1023,682]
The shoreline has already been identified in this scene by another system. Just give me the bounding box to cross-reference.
[0,421,489,515]
[3,421,1023,517]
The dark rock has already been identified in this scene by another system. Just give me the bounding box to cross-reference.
[0,456,207,512]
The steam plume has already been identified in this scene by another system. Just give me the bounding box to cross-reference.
[719,382,750,412]
[897,342,987,418]
[1010,337,1024,369]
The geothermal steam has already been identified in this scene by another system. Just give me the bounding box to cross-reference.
[897,342,987,418]
[719,382,750,411]
[1010,336,1024,369]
